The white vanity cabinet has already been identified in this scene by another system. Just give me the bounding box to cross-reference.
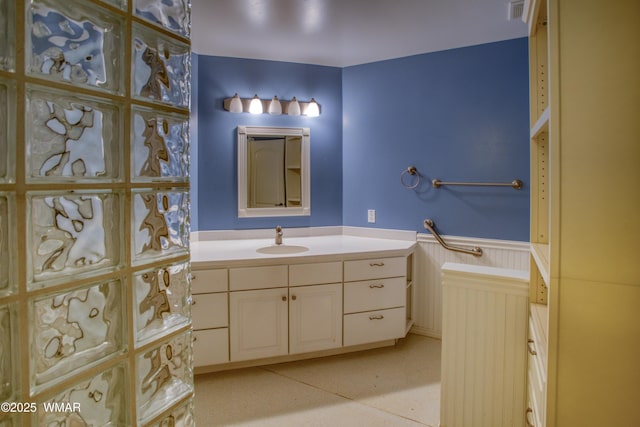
[191,269,230,367]
[190,236,416,372]
[343,257,409,346]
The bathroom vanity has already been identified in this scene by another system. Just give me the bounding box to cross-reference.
[189,232,416,373]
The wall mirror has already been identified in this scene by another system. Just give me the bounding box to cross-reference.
[238,126,310,217]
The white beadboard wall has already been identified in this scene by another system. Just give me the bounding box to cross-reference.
[412,233,529,339]
[440,263,529,427]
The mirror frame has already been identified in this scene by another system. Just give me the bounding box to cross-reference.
[237,125,311,218]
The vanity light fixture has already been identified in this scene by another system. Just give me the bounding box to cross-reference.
[305,98,320,117]
[287,96,301,116]
[268,96,282,115]
[223,94,320,116]
[228,93,243,113]
[248,94,263,114]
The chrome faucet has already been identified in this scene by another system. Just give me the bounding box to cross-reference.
[275,225,283,245]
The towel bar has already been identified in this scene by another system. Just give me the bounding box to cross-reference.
[432,179,522,189]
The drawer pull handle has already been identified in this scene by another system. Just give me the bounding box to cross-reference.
[193,336,198,343]
[525,407,535,427]
[527,339,537,356]
[369,315,384,320]
[291,295,297,301]
[282,296,287,302]
[191,299,196,305]
[190,274,196,281]
[369,284,385,289]
[369,262,385,267]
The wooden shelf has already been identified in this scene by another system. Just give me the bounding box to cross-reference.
[531,243,550,287]
[531,106,550,139]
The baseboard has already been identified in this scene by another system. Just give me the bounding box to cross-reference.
[410,325,442,340]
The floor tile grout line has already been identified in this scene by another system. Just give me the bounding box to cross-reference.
[259,366,432,426]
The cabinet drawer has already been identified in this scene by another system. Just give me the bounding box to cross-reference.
[527,375,544,427]
[344,257,406,282]
[343,307,406,346]
[193,328,229,367]
[528,321,546,425]
[229,265,288,291]
[529,314,547,370]
[289,261,342,286]
[343,277,406,314]
[191,269,227,294]
[192,293,228,329]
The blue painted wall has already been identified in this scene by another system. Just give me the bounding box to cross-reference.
[195,56,343,231]
[342,38,530,241]
[193,38,530,241]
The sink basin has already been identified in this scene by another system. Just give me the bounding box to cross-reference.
[256,245,309,254]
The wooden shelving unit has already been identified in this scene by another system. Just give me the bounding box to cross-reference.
[524,1,640,426]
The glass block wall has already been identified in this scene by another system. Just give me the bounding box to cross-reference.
[0,0,194,425]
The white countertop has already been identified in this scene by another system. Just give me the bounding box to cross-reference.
[191,235,417,268]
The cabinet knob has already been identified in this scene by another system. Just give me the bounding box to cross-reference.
[291,295,297,301]
[282,296,287,302]
[191,299,196,305]
[525,407,535,427]
[190,274,196,281]
[527,339,537,356]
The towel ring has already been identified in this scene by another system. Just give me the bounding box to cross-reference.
[400,166,420,189]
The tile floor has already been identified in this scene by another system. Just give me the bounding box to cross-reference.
[194,334,441,426]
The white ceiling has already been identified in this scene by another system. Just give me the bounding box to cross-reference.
[190,0,528,67]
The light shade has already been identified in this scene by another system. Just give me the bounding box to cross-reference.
[305,98,320,117]
[268,96,282,115]
[288,96,301,116]
[249,94,263,114]
[229,93,243,113]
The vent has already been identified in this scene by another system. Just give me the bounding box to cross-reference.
[508,0,524,20]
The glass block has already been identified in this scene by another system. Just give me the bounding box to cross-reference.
[134,261,191,346]
[147,399,195,427]
[97,0,127,10]
[132,189,189,266]
[26,85,123,183]
[132,106,189,182]
[30,279,125,392]
[0,303,18,403]
[134,0,191,37]
[136,331,193,425]
[35,362,129,426]
[0,0,16,71]
[132,24,190,108]
[27,190,123,289]
[26,0,124,95]
[0,193,16,296]
[0,78,16,183]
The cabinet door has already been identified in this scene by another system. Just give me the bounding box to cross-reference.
[193,328,229,367]
[289,283,343,355]
[229,288,289,362]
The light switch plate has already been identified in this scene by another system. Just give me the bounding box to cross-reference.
[367,209,376,223]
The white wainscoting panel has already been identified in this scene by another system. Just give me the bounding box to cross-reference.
[440,263,529,427]
[412,234,529,338]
